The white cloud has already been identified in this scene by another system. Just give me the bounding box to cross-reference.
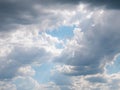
[17,65,35,76]
[0,29,63,80]
[0,81,16,90]
[55,9,120,76]
[0,1,120,90]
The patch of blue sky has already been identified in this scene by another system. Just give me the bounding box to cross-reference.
[47,25,76,40]
[106,55,120,74]
[32,63,55,84]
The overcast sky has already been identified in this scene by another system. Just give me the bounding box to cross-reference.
[0,0,120,90]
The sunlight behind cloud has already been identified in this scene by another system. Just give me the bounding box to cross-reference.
[0,1,120,90]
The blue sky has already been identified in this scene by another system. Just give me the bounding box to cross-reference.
[47,25,75,39]
[106,55,120,74]
[33,63,54,83]
[0,0,120,90]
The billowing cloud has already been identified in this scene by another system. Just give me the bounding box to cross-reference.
[0,0,120,33]
[0,0,120,90]
[55,10,120,76]
[0,30,62,80]
[0,0,76,33]
[0,81,16,90]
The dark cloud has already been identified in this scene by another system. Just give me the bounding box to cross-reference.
[0,0,59,32]
[0,0,41,32]
[73,0,120,9]
[55,10,120,76]
[86,76,107,83]
[0,0,120,90]
[37,0,120,9]
[51,72,71,86]
[0,0,120,32]
[0,46,52,80]
[82,0,120,9]
[40,0,120,9]
[50,71,73,90]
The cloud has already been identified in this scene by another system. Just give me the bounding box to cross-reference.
[4,73,120,90]
[86,76,107,83]
[0,0,120,33]
[0,30,62,80]
[51,73,71,86]
[70,73,120,90]
[0,46,52,80]
[56,0,120,9]
[0,1,120,90]
[0,0,58,32]
[81,0,120,9]
[0,0,36,31]
[12,76,62,90]
[0,0,77,33]
[0,81,16,90]
[50,67,120,90]
[13,77,42,90]
[55,10,120,76]
[17,65,35,76]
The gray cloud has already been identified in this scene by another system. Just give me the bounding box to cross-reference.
[86,76,107,83]
[0,0,120,33]
[55,10,120,76]
[0,0,62,32]
[34,0,120,9]
[0,81,16,90]
[0,46,52,80]
[51,71,71,86]
[50,70,73,90]
[0,0,44,32]
[81,0,120,9]
[0,1,120,90]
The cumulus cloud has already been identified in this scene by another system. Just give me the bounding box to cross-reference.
[0,30,63,80]
[69,73,120,90]
[0,45,51,80]
[0,81,16,90]
[55,10,120,76]
[0,0,120,90]
[50,68,120,90]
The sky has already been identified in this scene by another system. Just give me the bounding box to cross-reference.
[0,0,120,90]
